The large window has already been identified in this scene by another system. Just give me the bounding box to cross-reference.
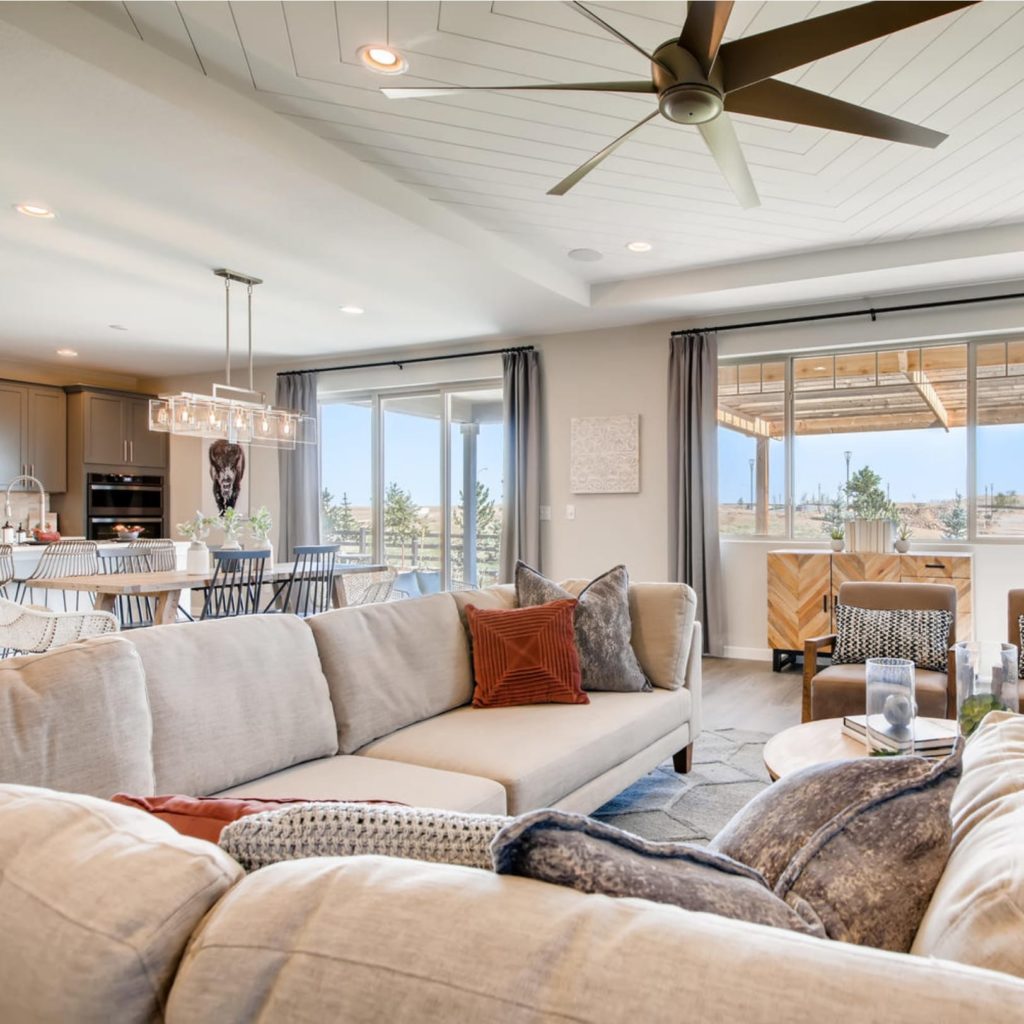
[718,338,1023,541]
[320,380,504,590]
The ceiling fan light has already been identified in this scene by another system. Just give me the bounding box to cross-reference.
[358,44,408,75]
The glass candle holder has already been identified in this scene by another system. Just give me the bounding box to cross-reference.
[954,642,1020,738]
[865,657,916,756]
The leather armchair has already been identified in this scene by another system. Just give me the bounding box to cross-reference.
[802,581,957,723]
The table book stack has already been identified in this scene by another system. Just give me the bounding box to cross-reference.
[841,715,957,758]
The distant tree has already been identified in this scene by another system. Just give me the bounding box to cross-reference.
[823,490,848,536]
[384,482,420,565]
[337,491,358,532]
[994,490,1017,510]
[940,491,968,539]
[453,481,499,537]
[845,465,896,521]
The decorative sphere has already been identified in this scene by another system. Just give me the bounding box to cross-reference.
[883,693,915,728]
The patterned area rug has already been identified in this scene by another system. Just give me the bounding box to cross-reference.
[593,728,773,844]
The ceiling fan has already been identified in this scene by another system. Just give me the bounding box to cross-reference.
[382,1,976,208]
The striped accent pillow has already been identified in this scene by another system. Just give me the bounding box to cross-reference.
[465,599,588,708]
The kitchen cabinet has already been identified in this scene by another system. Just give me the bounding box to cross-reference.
[0,381,67,492]
[767,550,973,670]
[79,390,167,469]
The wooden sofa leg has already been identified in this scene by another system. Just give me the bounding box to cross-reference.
[672,743,694,774]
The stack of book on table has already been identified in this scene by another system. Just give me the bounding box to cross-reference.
[842,715,958,758]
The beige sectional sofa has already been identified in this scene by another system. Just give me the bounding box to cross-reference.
[2,713,1023,1023]
[0,579,701,816]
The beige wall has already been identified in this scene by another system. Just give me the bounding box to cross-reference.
[0,358,139,390]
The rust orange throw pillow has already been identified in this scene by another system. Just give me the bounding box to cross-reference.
[110,795,400,844]
[465,599,588,708]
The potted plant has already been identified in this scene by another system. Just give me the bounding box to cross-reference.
[894,518,913,553]
[177,511,215,574]
[246,505,273,564]
[830,526,845,552]
[218,506,243,551]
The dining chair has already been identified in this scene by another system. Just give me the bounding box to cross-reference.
[338,566,397,607]
[127,538,177,571]
[201,549,268,620]
[99,549,157,629]
[0,595,118,657]
[270,544,340,617]
[15,540,100,610]
[0,544,14,599]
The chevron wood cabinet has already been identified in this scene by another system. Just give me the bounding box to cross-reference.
[767,550,973,670]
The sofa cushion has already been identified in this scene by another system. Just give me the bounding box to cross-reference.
[466,599,587,708]
[0,636,154,798]
[221,802,509,872]
[0,783,241,1024]
[309,593,473,753]
[912,712,1024,978]
[165,855,1024,1024]
[213,754,507,815]
[712,748,961,952]
[811,664,949,720]
[126,615,338,796]
[357,688,690,815]
[516,563,650,692]
[493,809,825,937]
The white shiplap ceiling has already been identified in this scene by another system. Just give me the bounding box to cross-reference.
[87,1,1024,280]
[0,1,1023,375]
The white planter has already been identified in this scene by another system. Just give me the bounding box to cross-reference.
[894,539,910,553]
[830,539,845,552]
[248,539,273,566]
[846,518,894,554]
[220,535,242,551]
[186,541,210,575]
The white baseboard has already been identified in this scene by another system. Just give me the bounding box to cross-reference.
[722,645,773,662]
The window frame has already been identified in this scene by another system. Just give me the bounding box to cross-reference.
[318,376,503,587]
[718,336,1024,543]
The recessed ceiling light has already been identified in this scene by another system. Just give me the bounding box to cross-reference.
[340,305,365,315]
[108,324,128,331]
[568,248,603,262]
[357,44,408,75]
[626,240,652,253]
[56,348,78,358]
[14,202,55,219]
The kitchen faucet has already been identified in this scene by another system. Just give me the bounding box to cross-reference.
[4,475,48,537]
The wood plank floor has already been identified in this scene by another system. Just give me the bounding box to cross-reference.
[701,657,802,734]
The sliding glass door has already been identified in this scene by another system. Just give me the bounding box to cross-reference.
[320,380,503,591]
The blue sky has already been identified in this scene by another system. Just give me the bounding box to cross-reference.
[321,402,503,507]
[719,424,1024,504]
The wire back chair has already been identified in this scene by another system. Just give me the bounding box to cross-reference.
[0,544,14,599]
[99,549,157,629]
[201,549,268,620]
[15,540,100,609]
[127,539,177,571]
[272,545,340,617]
[339,566,397,606]
[0,595,118,656]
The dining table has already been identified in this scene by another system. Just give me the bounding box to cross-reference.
[18,562,387,625]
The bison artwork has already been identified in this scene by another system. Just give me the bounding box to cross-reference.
[208,439,246,513]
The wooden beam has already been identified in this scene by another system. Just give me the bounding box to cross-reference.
[898,350,949,431]
[718,408,773,438]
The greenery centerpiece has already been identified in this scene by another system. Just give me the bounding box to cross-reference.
[246,506,274,564]
[218,506,243,550]
[177,511,215,574]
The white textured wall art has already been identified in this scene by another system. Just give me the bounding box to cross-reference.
[570,415,640,494]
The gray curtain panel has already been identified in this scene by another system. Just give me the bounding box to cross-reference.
[668,332,725,656]
[500,349,541,582]
[276,371,321,559]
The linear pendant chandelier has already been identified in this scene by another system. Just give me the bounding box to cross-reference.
[148,269,316,450]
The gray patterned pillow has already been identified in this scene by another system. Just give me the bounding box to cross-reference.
[711,746,962,952]
[491,810,825,937]
[1017,614,1024,678]
[515,562,650,692]
[831,603,952,672]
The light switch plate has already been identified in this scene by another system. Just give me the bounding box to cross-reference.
[539,505,551,521]
[565,504,576,520]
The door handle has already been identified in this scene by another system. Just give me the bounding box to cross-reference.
[822,594,828,612]
[123,440,128,463]
[129,440,134,463]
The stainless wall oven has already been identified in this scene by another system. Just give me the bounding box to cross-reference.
[86,473,166,541]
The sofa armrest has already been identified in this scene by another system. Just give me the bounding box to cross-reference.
[685,620,702,741]
[167,856,1024,1024]
[802,634,837,723]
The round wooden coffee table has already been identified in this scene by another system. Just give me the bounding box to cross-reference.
[763,717,955,781]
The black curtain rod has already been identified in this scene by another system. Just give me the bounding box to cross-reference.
[277,345,533,377]
[671,288,1024,338]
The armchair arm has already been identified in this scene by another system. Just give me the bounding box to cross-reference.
[802,634,837,723]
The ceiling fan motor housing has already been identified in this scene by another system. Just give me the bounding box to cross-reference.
[652,40,724,124]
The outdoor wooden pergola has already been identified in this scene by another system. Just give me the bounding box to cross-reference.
[718,341,1024,531]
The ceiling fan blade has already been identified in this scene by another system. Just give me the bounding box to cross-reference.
[718,1,977,93]
[568,1,662,67]
[382,81,656,99]
[726,79,946,148]
[548,110,660,196]
[679,1,734,75]
[697,113,759,208]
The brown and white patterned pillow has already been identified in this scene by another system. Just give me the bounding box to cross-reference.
[831,603,952,673]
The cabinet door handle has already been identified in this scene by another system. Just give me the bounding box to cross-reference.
[925,562,945,570]
[129,440,134,463]
[822,594,828,612]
